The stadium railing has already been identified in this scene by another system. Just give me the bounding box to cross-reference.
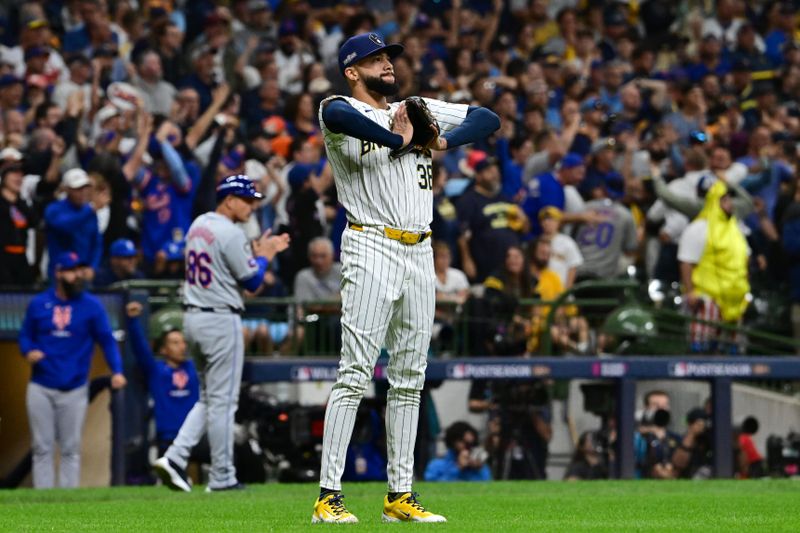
[3,281,799,485]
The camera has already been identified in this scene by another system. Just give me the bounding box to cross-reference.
[766,432,800,477]
[640,408,671,428]
[469,446,489,464]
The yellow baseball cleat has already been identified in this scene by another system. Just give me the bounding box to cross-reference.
[382,492,447,523]
[311,493,359,524]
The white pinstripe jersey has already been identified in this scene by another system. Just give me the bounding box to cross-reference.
[319,95,468,232]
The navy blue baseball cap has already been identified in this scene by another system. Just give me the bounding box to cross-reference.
[110,238,137,258]
[54,251,83,271]
[216,174,263,203]
[560,153,585,169]
[338,32,404,74]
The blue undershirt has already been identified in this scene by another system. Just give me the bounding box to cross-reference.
[321,100,499,150]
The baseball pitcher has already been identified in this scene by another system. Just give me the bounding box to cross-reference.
[311,32,499,523]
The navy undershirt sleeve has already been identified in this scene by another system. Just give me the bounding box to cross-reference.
[322,99,404,150]
[441,106,500,148]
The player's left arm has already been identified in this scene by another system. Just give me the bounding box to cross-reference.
[421,98,500,149]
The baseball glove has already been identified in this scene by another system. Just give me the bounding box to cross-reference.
[390,96,440,159]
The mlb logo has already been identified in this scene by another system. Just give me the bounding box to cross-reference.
[294,367,311,381]
[670,362,688,377]
[450,364,466,379]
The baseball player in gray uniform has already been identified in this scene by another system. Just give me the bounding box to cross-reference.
[311,33,499,523]
[154,175,289,492]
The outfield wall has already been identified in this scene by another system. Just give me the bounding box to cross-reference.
[0,341,114,486]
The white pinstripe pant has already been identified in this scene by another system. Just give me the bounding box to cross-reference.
[320,225,435,493]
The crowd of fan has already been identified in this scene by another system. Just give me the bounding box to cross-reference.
[1,0,800,356]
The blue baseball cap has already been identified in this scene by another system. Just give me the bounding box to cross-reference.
[338,32,404,74]
[560,153,585,169]
[288,163,314,189]
[216,174,263,203]
[110,238,137,258]
[162,240,185,262]
[54,251,83,271]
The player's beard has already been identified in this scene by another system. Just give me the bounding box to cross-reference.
[61,278,85,299]
[363,73,399,96]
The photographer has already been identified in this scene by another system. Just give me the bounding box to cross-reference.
[564,430,609,480]
[469,379,552,480]
[633,390,681,479]
[671,408,713,479]
[424,421,490,482]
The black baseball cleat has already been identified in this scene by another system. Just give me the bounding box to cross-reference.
[153,457,192,492]
[205,482,247,493]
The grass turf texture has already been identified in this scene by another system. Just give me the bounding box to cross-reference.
[1,480,799,532]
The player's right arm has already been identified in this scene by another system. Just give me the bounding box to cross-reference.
[321,98,411,149]
[19,296,44,364]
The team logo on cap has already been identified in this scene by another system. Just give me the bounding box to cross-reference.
[369,33,382,45]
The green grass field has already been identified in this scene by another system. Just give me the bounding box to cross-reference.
[1,480,799,532]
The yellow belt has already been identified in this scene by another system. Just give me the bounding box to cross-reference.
[349,222,431,245]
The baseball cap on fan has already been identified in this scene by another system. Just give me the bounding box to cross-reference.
[63,168,91,189]
[338,33,404,74]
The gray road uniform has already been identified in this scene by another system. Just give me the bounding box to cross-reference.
[164,211,263,489]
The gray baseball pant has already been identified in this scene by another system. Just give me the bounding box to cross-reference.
[165,311,244,488]
[26,382,88,489]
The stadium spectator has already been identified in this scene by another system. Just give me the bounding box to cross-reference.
[527,237,588,354]
[482,245,533,356]
[671,408,713,479]
[151,240,186,281]
[19,251,127,488]
[424,421,490,482]
[634,390,681,479]
[293,236,341,352]
[678,181,750,354]
[94,238,144,287]
[284,146,328,280]
[564,431,609,480]
[124,116,200,270]
[52,55,92,112]
[574,187,639,281]
[523,152,601,238]
[0,162,37,286]
[131,49,176,116]
[242,264,291,355]
[538,206,582,289]
[432,241,469,354]
[457,157,528,283]
[152,20,187,87]
[180,44,218,113]
[44,168,103,282]
[125,302,198,454]
[782,183,800,347]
